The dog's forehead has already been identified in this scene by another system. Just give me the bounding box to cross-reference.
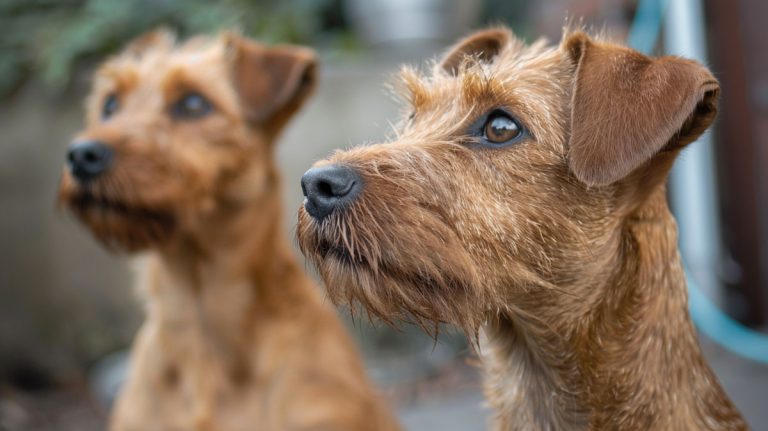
[491,39,566,85]
[97,37,228,89]
[399,39,564,113]
[84,36,246,126]
[90,39,241,119]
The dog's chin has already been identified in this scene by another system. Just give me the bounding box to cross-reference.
[297,209,481,331]
[64,192,176,252]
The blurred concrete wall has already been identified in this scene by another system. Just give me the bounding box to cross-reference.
[0,83,137,385]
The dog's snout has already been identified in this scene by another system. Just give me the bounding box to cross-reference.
[301,165,362,220]
[67,140,114,183]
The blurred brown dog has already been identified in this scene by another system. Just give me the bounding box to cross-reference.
[297,27,747,430]
[59,31,399,431]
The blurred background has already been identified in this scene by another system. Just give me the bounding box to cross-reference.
[1,0,767,429]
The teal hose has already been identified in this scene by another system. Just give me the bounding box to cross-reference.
[688,279,768,364]
[628,0,768,364]
[627,0,667,53]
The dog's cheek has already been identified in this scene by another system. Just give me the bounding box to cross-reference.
[447,162,566,292]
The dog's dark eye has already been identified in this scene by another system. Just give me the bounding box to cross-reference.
[102,94,119,120]
[172,92,213,120]
[483,112,521,144]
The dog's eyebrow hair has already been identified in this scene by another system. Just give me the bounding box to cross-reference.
[159,69,210,96]
[97,64,139,92]
[459,70,506,108]
[396,65,505,115]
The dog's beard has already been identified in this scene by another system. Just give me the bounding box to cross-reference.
[58,174,175,252]
[296,197,485,334]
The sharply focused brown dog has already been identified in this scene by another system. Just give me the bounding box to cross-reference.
[297,27,748,430]
[58,31,400,431]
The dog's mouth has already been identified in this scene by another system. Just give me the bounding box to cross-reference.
[62,190,176,251]
[319,241,465,298]
[69,193,174,225]
[316,239,366,268]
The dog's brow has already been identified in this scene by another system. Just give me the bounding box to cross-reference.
[460,70,505,108]
[98,64,139,92]
[160,65,217,95]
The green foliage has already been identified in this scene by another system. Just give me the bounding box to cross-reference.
[0,0,344,97]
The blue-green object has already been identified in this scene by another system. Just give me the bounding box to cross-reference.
[688,276,768,364]
[627,0,667,54]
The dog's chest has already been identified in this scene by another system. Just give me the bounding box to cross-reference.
[119,312,272,430]
[480,325,589,431]
[127,266,273,427]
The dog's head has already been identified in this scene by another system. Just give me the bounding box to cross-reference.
[296,28,718,331]
[59,30,316,252]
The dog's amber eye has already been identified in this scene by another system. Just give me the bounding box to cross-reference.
[102,94,119,120]
[172,92,213,120]
[483,112,521,144]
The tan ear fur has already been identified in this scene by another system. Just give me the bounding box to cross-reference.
[227,34,318,130]
[439,28,512,75]
[564,32,719,187]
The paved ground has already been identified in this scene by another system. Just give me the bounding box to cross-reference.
[399,391,488,430]
[703,338,768,428]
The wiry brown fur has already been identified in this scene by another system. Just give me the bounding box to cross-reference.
[59,31,399,431]
[297,27,748,430]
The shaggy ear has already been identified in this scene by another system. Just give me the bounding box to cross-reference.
[439,28,512,75]
[564,32,719,186]
[227,34,318,128]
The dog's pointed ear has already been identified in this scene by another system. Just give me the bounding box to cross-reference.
[564,32,719,187]
[439,28,512,75]
[226,34,317,129]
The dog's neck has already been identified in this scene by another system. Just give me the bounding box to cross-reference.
[138,181,315,355]
[483,188,745,431]
[157,194,289,286]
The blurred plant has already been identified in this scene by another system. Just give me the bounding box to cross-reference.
[0,0,346,98]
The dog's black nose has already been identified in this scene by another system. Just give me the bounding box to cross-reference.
[67,140,114,183]
[301,165,362,220]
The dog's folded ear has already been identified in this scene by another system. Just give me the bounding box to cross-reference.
[226,34,318,129]
[564,32,719,187]
[439,28,513,75]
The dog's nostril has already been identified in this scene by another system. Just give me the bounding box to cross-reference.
[316,180,334,198]
[301,165,362,220]
[84,150,99,164]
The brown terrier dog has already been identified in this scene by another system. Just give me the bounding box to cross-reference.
[58,31,400,431]
[297,27,748,430]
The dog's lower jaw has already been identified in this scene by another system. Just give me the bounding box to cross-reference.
[480,190,747,431]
